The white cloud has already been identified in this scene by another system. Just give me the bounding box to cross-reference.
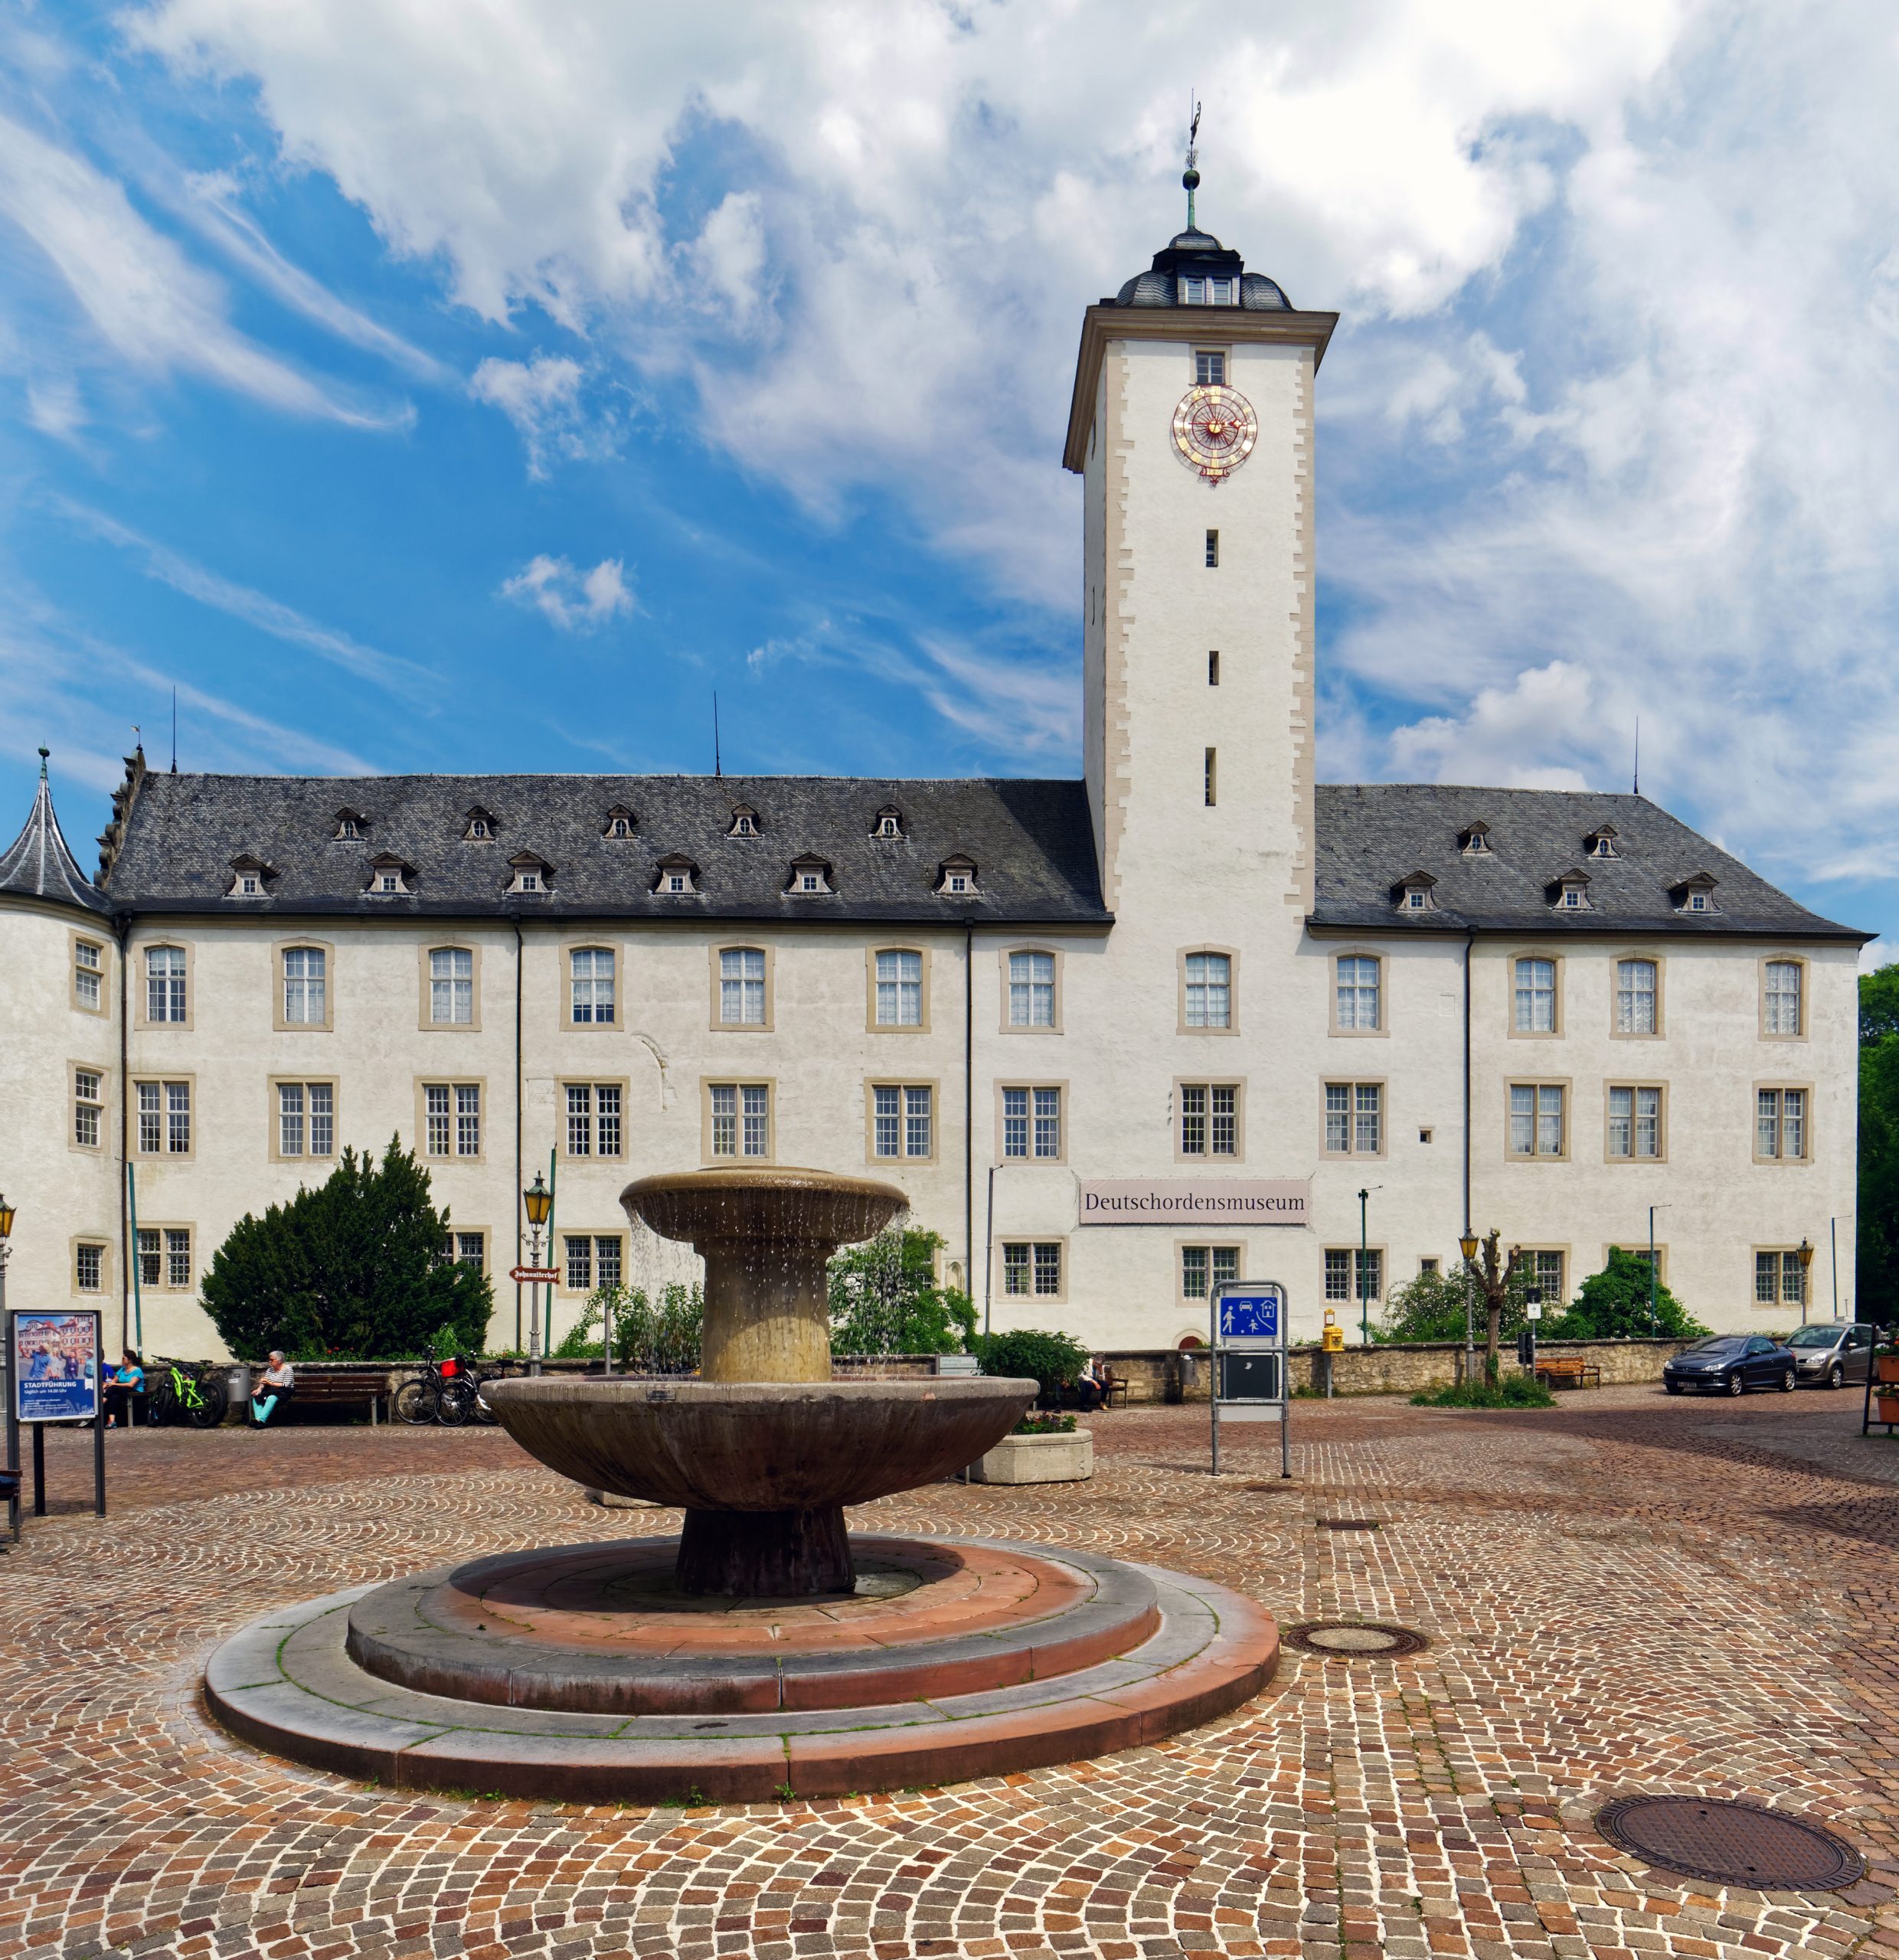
[0,112,407,426]
[500,553,633,632]
[469,354,617,478]
[106,0,1899,903]
[1389,662,1597,791]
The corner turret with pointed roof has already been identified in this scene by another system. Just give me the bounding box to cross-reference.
[0,749,108,913]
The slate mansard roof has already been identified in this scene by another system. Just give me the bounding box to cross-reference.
[3,762,1865,942]
[97,772,1112,925]
[0,754,108,913]
[1310,785,1866,942]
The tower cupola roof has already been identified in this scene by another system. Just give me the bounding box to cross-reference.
[0,749,107,913]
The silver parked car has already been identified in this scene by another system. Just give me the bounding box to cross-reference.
[1782,1321,1878,1389]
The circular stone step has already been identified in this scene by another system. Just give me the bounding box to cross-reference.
[204,1537,1279,1804]
[345,1535,1161,1714]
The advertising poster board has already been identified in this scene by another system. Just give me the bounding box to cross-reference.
[11,1310,100,1423]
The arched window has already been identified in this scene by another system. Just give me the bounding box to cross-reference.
[430,947,474,1024]
[1335,956,1380,1031]
[874,949,923,1027]
[719,947,767,1026]
[146,946,187,1023]
[570,947,616,1025]
[1183,952,1231,1029]
[282,946,326,1025]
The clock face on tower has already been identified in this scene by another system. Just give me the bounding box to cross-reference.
[1172,383,1258,482]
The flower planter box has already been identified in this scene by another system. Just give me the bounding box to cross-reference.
[1874,1354,1899,1384]
[969,1428,1094,1485]
[1877,1396,1899,1426]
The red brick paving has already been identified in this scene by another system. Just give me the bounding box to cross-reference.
[2,1385,1896,1959]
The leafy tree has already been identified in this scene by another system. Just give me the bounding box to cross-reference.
[1861,962,1899,1324]
[1544,1247,1707,1339]
[971,1328,1089,1405]
[1378,1267,1515,1344]
[828,1227,976,1355]
[554,1282,704,1372]
[201,1138,492,1360]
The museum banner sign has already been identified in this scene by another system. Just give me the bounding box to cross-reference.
[1077,1179,1310,1226]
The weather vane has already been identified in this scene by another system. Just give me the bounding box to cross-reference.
[1184,95,1201,229]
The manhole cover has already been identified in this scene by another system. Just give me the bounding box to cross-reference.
[1284,1621,1428,1657]
[1315,1518,1380,1530]
[1595,1797,1865,1892]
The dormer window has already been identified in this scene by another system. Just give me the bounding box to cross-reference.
[873,805,904,839]
[1670,872,1719,914]
[936,855,979,897]
[603,806,635,840]
[463,808,498,841]
[654,854,698,895]
[224,854,274,899]
[1179,276,1234,305]
[787,854,833,896]
[728,804,760,838]
[507,852,552,896]
[1389,871,1437,913]
[364,854,414,897]
[1459,822,1492,856]
[1586,826,1619,859]
[333,808,366,841]
[1546,869,1592,911]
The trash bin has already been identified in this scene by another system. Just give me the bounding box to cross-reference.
[226,1365,251,1418]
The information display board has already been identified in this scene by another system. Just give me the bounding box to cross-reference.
[1210,1282,1290,1478]
[11,1310,100,1423]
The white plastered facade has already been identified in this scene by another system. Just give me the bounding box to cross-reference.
[0,293,1863,1357]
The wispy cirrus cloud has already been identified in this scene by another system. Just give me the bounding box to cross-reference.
[0,112,410,427]
[48,497,439,701]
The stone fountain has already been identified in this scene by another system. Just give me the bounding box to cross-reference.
[482,1166,1035,1596]
[203,1164,1279,1802]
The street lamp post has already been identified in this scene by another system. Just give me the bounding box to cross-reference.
[523,1174,553,1374]
[0,1191,14,1321]
[1797,1236,1814,1326]
[1459,1229,1479,1387]
[1358,1188,1370,1346]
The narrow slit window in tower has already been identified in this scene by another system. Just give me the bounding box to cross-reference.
[1204,529,1219,568]
[1208,650,1220,686]
[1204,748,1218,808]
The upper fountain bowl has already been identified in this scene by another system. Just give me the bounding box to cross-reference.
[623,1166,909,1252]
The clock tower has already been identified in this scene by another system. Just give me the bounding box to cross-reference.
[1062,192,1337,926]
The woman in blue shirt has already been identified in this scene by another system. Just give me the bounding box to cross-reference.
[103,1352,144,1428]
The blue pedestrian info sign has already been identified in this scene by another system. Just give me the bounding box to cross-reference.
[1218,1291,1280,1341]
[1210,1280,1291,1479]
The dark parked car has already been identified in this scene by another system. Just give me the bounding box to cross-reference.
[1781,1321,1878,1389]
[1663,1334,1796,1396]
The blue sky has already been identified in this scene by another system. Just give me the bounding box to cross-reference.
[4,1,1897,960]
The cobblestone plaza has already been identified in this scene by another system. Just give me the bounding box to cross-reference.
[3,1391,1896,1960]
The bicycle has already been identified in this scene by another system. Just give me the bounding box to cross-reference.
[393,1349,478,1427]
[145,1357,230,1429]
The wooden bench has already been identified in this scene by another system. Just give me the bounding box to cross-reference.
[267,1367,390,1423]
[1535,1357,1601,1391]
[1103,1368,1130,1409]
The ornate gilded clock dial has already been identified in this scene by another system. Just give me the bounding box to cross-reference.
[1172,383,1259,482]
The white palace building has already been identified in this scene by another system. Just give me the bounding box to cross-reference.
[0,207,1871,1361]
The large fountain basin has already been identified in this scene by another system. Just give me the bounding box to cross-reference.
[484,1376,1038,1511]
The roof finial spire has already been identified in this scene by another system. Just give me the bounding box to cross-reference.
[37,745,49,778]
[1184,94,1201,230]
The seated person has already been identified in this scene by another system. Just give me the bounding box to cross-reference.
[1073,1358,1106,1413]
[250,1353,296,1428]
[103,1351,145,1428]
